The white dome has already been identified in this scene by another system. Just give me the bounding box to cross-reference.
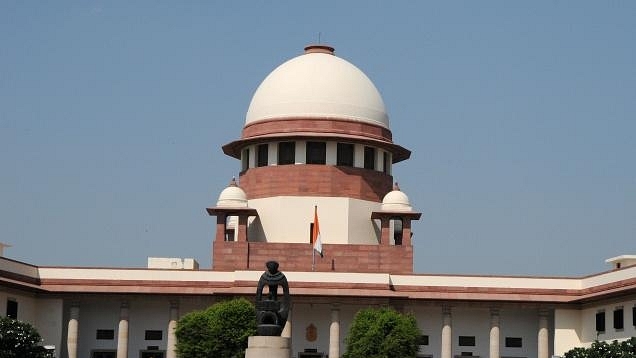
[216,179,248,208]
[246,46,389,128]
[381,185,412,212]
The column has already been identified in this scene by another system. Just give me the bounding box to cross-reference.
[538,309,549,358]
[441,306,452,358]
[281,306,292,338]
[329,307,340,358]
[489,308,500,358]
[237,215,248,242]
[166,301,179,358]
[117,302,129,358]
[67,304,79,358]
[380,217,390,245]
[215,213,227,241]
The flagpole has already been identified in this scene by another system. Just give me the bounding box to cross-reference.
[311,205,318,272]
[312,205,316,272]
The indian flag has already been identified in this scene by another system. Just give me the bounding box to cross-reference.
[312,206,323,257]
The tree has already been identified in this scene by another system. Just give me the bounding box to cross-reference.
[0,317,53,358]
[563,338,636,358]
[175,298,257,358]
[343,307,421,358]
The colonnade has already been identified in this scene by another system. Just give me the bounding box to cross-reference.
[440,306,550,358]
[66,301,179,358]
[66,302,550,358]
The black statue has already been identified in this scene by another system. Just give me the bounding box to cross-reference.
[255,261,290,336]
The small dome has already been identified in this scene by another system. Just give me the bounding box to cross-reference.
[246,45,389,128]
[216,178,248,208]
[381,183,412,212]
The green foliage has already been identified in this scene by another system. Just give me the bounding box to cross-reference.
[0,317,53,358]
[343,307,421,358]
[175,298,257,358]
[563,338,636,358]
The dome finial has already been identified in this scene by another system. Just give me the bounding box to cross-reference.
[393,182,400,191]
[229,177,237,187]
[304,44,335,55]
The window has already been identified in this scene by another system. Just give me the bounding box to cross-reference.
[92,351,116,358]
[145,330,163,340]
[96,329,115,340]
[458,336,475,346]
[241,148,250,171]
[596,311,605,332]
[633,306,636,326]
[140,352,164,358]
[306,142,326,164]
[383,151,390,174]
[278,142,295,165]
[257,144,268,167]
[505,337,523,348]
[418,335,429,346]
[364,146,375,170]
[614,307,624,330]
[6,299,17,319]
[337,143,354,166]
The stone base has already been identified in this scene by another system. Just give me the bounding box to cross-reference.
[245,336,291,358]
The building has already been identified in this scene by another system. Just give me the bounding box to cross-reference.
[1,45,635,358]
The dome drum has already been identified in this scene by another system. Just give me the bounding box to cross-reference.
[238,164,393,202]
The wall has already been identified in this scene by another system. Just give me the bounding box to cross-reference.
[581,299,636,346]
[554,309,582,356]
[213,240,413,274]
[247,196,383,245]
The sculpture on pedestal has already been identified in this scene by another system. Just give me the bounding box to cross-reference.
[255,261,290,336]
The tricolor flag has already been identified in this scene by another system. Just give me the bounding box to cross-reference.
[312,206,323,257]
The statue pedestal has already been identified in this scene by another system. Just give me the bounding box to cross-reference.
[245,336,291,358]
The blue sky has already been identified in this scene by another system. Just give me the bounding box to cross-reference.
[1,1,634,276]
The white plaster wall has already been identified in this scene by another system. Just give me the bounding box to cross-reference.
[128,298,171,355]
[0,289,62,357]
[295,141,306,164]
[35,299,63,357]
[411,305,443,357]
[326,141,337,165]
[268,143,276,165]
[0,289,36,322]
[554,309,582,356]
[582,266,636,288]
[248,196,380,244]
[348,198,382,244]
[73,298,120,358]
[290,303,367,357]
[353,144,364,168]
[500,308,539,358]
[581,299,636,345]
[391,274,580,290]
[452,307,490,357]
[291,303,332,356]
